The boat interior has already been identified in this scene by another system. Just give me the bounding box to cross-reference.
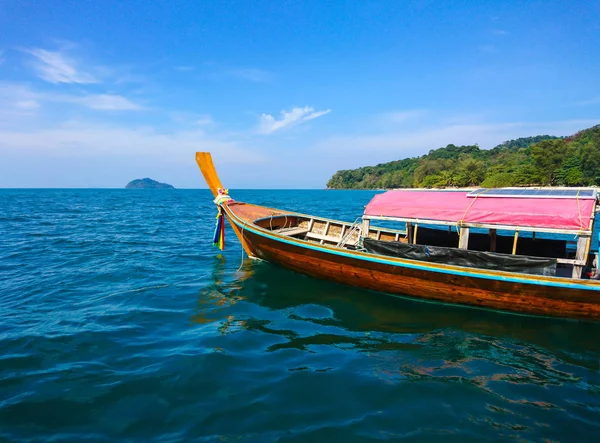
[253,213,596,279]
[254,214,406,249]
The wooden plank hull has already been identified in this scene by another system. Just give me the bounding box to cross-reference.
[222,202,600,321]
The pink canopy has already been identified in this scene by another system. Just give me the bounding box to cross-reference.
[364,190,596,231]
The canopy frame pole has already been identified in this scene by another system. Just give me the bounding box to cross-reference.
[406,222,414,244]
[361,218,370,239]
[573,235,590,279]
[490,229,497,252]
[512,231,519,255]
[458,226,470,249]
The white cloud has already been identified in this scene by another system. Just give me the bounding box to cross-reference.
[25,48,98,84]
[15,100,40,110]
[258,106,331,134]
[72,94,143,110]
[0,83,41,119]
[0,82,142,112]
[303,109,331,121]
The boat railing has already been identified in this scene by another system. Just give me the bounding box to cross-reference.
[337,217,362,248]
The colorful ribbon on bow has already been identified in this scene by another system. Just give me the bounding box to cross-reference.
[212,206,225,250]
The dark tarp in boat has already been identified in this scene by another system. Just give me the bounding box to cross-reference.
[363,238,557,276]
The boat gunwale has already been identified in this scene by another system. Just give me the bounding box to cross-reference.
[222,201,600,292]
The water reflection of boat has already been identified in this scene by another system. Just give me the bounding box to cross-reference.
[196,152,600,321]
[229,264,600,366]
[190,255,253,329]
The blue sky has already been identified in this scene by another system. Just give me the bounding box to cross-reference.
[1,0,599,188]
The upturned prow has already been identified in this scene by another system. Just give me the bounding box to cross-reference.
[195,152,224,197]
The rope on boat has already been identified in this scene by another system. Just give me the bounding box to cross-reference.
[457,188,488,235]
[237,220,246,272]
[269,213,288,232]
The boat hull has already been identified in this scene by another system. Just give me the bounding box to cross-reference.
[194,151,600,321]
[223,204,600,321]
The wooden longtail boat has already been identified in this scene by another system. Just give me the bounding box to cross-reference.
[196,152,600,321]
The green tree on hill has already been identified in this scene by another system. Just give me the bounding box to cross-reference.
[326,125,600,189]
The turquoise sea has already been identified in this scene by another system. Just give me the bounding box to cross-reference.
[1,189,599,442]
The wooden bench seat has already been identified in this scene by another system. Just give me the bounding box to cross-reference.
[306,231,362,245]
[273,227,309,237]
[306,232,340,243]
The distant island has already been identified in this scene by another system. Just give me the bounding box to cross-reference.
[125,178,175,189]
[326,124,600,189]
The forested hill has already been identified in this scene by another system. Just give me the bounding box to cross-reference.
[326,125,600,189]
